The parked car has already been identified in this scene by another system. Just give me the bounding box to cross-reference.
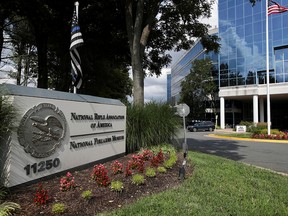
[187,121,215,132]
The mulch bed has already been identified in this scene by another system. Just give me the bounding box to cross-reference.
[5,152,194,216]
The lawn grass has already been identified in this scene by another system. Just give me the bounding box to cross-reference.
[101,151,288,216]
[215,132,253,138]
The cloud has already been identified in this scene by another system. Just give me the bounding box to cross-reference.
[144,69,170,103]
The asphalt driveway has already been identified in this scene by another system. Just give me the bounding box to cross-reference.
[176,130,288,174]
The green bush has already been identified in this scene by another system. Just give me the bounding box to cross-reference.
[81,190,92,200]
[239,121,269,134]
[131,174,145,185]
[239,121,254,132]
[164,151,178,169]
[157,166,167,173]
[110,181,124,192]
[260,129,284,135]
[149,143,176,155]
[126,102,181,153]
[145,167,156,178]
[0,202,21,216]
[51,203,66,214]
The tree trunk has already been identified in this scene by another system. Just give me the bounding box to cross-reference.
[16,54,22,85]
[132,56,144,106]
[0,11,9,64]
[35,30,48,89]
[23,46,32,86]
[125,0,146,106]
[0,18,4,64]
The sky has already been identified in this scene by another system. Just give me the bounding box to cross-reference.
[143,1,218,103]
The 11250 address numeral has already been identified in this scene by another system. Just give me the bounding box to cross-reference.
[24,158,60,175]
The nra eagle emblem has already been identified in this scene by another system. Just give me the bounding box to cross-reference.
[18,103,67,158]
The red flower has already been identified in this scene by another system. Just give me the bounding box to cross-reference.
[34,183,49,205]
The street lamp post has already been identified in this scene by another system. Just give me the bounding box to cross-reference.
[175,103,190,180]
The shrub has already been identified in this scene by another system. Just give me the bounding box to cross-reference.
[150,143,176,155]
[126,102,181,153]
[239,121,254,129]
[140,149,153,161]
[91,164,110,186]
[256,122,267,130]
[34,183,49,205]
[110,181,124,192]
[145,167,156,178]
[60,172,76,191]
[157,166,167,173]
[164,151,178,169]
[131,154,145,172]
[51,203,66,214]
[0,202,21,216]
[124,161,133,177]
[260,129,283,135]
[110,160,123,175]
[131,174,145,185]
[81,190,93,200]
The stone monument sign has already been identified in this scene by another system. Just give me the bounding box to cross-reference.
[0,84,126,188]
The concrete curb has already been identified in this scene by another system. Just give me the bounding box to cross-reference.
[240,162,288,177]
[208,134,288,144]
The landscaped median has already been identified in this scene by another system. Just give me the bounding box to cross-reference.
[209,131,288,144]
[105,151,288,216]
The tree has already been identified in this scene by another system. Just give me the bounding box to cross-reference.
[6,17,37,86]
[0,0,133,100]
[124,0,220,106]
[180,59,217,120]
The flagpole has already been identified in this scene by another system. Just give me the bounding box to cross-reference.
[266,0,271,135]
[73,1,79,94]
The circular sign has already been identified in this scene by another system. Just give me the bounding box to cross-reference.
[18,103,67,158]
[176,103,190,117]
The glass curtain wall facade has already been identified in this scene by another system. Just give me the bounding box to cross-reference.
[219,0,288,86]
[171,28,218,105]
[167,73,171,103]
[219,0,288,129]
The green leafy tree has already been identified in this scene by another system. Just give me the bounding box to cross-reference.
[180,59,217,120]
[124,0,220,106]
[6,17,37,86]
[0,0,133,100]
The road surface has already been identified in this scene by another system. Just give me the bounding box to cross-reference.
[175,130,288,174]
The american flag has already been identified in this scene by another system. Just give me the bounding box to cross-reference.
[268,0,288,15]
[70,4,84,89]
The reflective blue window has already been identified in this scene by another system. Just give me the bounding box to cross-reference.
[228,0,234,8]
[219,1,227,10]
[253,12,262,23]
[245,24,253,36]
[245,15,253,24]
[253,4,261,14]
[253,33,262,42]
[254,22,262,34]
[244,2,252,16]
[272,16,282,29]
[219,0,288,87]
[236,5,243,18]
[236,25,245,37]
[228,7,235,21]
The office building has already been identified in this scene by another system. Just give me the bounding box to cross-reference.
[170,28,218,106]
[171,1,288,130]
